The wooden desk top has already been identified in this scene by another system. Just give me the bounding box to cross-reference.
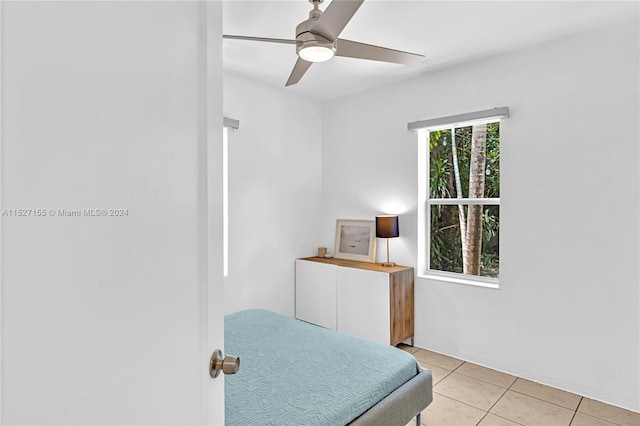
[298,256,413,275]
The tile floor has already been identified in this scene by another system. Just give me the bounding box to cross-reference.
[398,345,639,426]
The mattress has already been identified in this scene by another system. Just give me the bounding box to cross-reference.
[225,309,420,426]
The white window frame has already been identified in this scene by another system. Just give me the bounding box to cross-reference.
[413,108,508,289]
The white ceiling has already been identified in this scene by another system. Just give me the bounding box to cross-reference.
[223,1,637,101]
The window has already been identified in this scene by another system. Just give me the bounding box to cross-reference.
[223,126,229,277]
[223,117,239,278]
[413,108,507,288]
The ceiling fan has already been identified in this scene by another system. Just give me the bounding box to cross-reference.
[223,0,425,86]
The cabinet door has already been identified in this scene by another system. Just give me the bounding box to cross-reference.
[295,260,337,330]
[337,267,390,344]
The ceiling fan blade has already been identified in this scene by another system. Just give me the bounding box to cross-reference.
[311,0,364,40]
[223,35,297,45]
[336,38,425,65]
[285,58,313,86]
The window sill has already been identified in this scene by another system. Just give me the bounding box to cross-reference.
[418,271,500,289]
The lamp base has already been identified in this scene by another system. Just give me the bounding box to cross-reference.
[381,262,397,267]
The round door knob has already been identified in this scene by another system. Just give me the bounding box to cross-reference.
[209,349,240,378]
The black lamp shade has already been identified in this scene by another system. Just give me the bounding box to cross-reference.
[376,215,399,238]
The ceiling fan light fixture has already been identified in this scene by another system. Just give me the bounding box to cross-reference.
[297,40,336,62]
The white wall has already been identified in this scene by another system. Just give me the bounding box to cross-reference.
[321,20,639,412]
[223,71,323,316]
[1,2,223,424]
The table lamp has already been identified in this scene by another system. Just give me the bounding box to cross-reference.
[376,215,399,267]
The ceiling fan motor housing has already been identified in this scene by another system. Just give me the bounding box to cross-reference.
[295,15,336,62]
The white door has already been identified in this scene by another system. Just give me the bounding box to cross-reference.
[0,2,225,424]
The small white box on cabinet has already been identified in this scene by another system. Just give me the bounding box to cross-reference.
[295,257,414,346]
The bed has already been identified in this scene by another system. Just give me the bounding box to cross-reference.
[225,309,433,426]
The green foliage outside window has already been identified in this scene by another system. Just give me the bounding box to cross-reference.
[429,123,500,278]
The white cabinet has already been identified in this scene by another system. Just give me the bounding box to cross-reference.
[295,257,414,346]
[336,266,390,344]
[295,259,336,330]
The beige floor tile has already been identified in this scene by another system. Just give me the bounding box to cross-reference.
[478,413,524,426]
[577,398,640,426]
[398,343,421,354]
[422,393,487,426]
[405,418,419,426]
[510,378,582,410]
[490,390,575,426]
[418,360,453,385]
[571,412,619,426]
[435,372,507,411]
[413,348,464,371]
[456,362,518,388]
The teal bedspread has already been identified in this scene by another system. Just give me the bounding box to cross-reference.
[225,309,420,426]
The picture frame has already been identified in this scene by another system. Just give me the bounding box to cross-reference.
[334,219,377,263]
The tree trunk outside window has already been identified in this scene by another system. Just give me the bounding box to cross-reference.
[463,124,487,275]
[451,129,468,259]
